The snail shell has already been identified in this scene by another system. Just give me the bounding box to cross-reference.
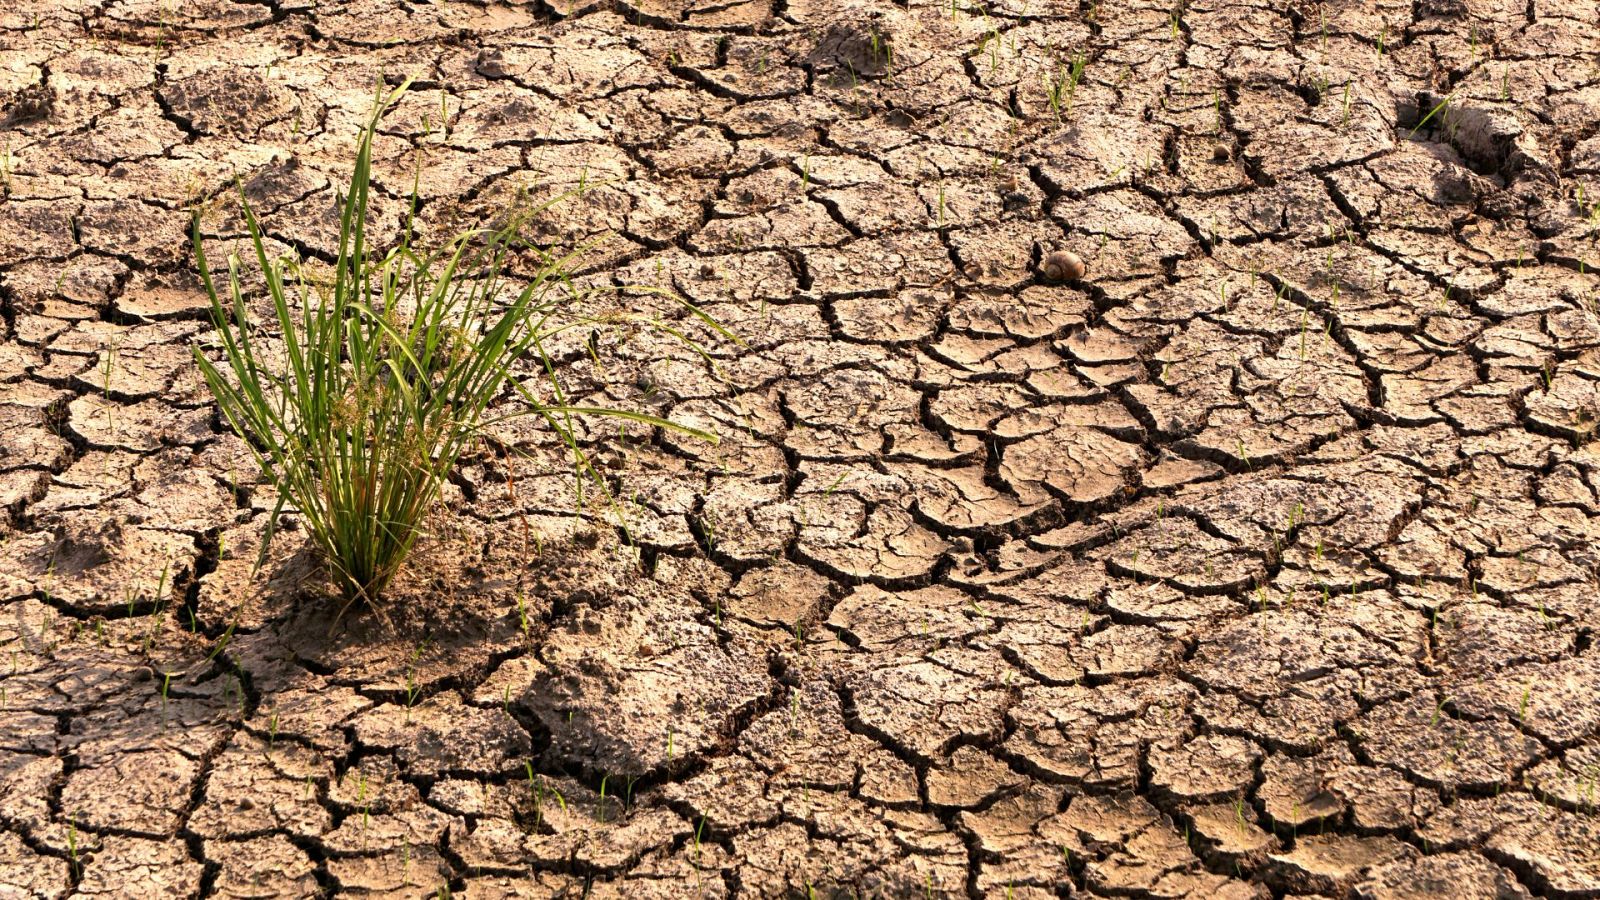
[1041,249,1086,282]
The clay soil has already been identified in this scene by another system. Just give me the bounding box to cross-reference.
[4,0,1600,897]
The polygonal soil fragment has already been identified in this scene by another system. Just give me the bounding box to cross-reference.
[203,835,319,899]
[796,503,951,583]
[845,649,1015,763]
[1354,851,1531,900]
[1351,693,1540,791]
[72,835,205,899]
[159,67,297,136]
[1059,792,1241,898]
[1148,734,1262,803]
[1004,679,1193,788]
[739,678,917,802]
[0,831,68,900]
[1001,422,1143,507]
[925,745,1025,809]
[0,512,194,614]
[188,734,331,841]
[60,750,201,837]
[1100,517,1262,593]
[1266,834,1416,895]
[521,586,771,777]
[354,692,530,778]
[1485,806,1600,899]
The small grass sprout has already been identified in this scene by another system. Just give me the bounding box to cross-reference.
[1409,90,1456,139]
[1044,50,1087,121]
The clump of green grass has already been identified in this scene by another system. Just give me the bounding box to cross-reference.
[191,80,719,615]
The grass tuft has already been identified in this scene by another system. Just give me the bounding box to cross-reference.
[191,79,721,615]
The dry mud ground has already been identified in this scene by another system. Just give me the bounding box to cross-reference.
[3,0,1600,897]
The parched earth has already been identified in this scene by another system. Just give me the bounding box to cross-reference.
[3,0,1600,897]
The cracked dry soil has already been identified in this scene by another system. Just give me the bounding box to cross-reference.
[3,0,1600,897]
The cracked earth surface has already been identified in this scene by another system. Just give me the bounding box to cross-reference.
[3,0,1600,897]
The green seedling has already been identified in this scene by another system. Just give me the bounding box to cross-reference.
[152,2,169,65]
[140,560,173,653]
[1045,51,1088,121]
[66,814,80,874]
[0,138,13,197]
[99,335,121,423]
[403,639,428,714]
[867,27,893,78]
[208,619,238,662]
[1409,91,1456,139]
[355,771,373,835]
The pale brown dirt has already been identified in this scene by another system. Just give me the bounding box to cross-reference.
[3,1,1600,898]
